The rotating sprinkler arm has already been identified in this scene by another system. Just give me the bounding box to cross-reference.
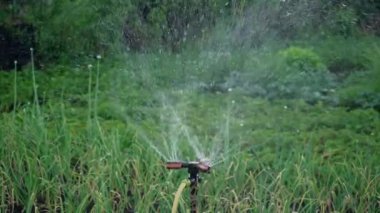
[166,161,211,173]
[167,161,211,184]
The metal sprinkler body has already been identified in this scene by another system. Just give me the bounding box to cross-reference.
[166,160,211,213]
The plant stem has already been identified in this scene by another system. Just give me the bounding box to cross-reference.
[30,48,40,116]
[94,56,101,121]
[13,60,18,120]
[88,64,93,127]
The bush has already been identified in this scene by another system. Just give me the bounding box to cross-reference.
[323,5,359,37]
[312,36,373,77]
[365,45,380,91]
[337,46,380,111]
[214,49,337,103]
[338,84,380,111]
[279,47,327,73]
[25,0,130,61]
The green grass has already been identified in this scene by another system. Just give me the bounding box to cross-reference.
[1,93,379,212]
[1,38,380,212]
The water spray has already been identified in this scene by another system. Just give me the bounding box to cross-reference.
[166,159,211,213]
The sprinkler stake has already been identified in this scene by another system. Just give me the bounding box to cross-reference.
[166,160,211,213]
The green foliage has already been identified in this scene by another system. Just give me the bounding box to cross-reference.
[24,0,131,60]
[11,0,228,59]
[323,0,380,35]
[1,87,379,211]
[365,45,380,91]
[324,5,359,37]
[279,47,327,73]
[306,36,379,78]
[1,0,379,63]
[1,5,380,210]
[0,70,37,112]
[231,48,335,103]
[336,46,380,110]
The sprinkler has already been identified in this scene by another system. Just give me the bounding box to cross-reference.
[166,160,211,213]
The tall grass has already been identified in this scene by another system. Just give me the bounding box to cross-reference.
[13,60,17,119]
[1,40,380,212]
[30,48,40,116]
[1,91,379,212]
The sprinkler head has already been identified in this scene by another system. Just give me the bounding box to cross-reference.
[167,160,211,213]
[166,160,211,173]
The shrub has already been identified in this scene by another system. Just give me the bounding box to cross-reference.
[225,49,337,103]
[337,45,380,111]
[324,5,359,37]
[365,45,380,92]
[312,36,374,77]
[279,47,327,73]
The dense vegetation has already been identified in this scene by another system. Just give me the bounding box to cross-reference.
[1,0,379,212]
